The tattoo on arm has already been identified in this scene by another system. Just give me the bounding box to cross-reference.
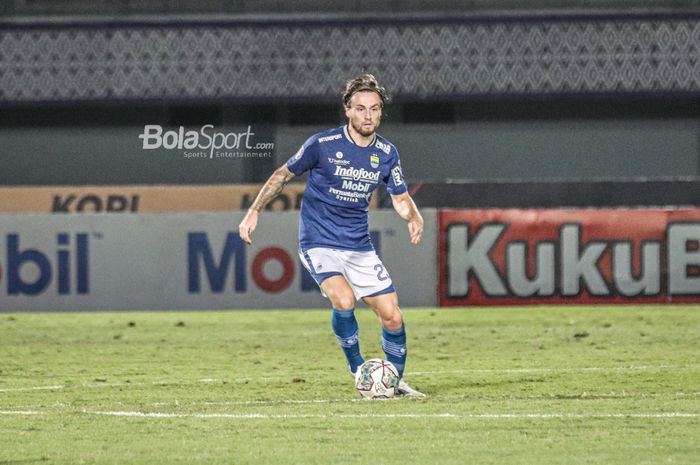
[249,165,296,212]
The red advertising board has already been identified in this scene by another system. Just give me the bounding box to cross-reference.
[439,209,700,306]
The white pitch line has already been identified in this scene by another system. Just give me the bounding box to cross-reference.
[87,411,700,420]
[202,398,365,406]
[2,409,697,419]
[470,413,700,419]
[109,400,358,408]
[411,365,699,376]
[0,410,44,415]
[0,385,65,393]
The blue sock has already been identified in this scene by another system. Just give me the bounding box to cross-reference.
[331,308,364,374]
[382,325,407,378]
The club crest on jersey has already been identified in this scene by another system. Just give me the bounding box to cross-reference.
[370,154,380,168]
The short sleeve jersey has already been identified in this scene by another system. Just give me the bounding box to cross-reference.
[286,125,407,251]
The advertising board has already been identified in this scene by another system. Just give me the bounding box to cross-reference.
[0,184,347,214]
[0,210,436,311]
[440,209,700,305]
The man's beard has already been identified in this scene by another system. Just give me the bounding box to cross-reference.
[352,119,379,137]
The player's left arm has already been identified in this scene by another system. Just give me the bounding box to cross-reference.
[391,191,423,245]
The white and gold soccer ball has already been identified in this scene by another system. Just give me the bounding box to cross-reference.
[354,359,399,399]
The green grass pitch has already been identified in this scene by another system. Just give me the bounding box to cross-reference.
[1,305,698,465]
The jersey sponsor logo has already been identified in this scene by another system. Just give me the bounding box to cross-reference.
[327,157,351,166]
[375,140,391,154]
[335,151,344,159]
[291,147,303,161]
[341,180,371,192]
[328,187,370,203]
[391,165,404,186]
[318,134,342,143]
[370,154,380,169]
[333,166,381,183]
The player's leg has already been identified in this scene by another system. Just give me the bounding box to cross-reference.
[299,248,365,374]
[362,291,407,377]
[348,252,425,397]
[320,275,365,374]
[362,291,424,397]
[339,250,406,377]
[362,288,425,397]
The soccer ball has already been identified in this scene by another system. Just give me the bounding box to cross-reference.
[355,359,400,399]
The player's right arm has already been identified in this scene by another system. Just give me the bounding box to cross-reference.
[238,164,296,245]
[239,134,319,245]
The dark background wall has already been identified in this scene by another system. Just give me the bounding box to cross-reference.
[1,3,699,207]
[2,101,698,186]
[3,0,700,15]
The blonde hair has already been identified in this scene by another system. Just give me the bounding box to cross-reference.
[342,74,389,108]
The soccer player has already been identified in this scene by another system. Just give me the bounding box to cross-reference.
[238,74,425,397]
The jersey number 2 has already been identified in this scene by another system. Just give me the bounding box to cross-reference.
[374,264,389,281]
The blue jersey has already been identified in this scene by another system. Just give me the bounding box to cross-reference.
[286,125,407,251]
